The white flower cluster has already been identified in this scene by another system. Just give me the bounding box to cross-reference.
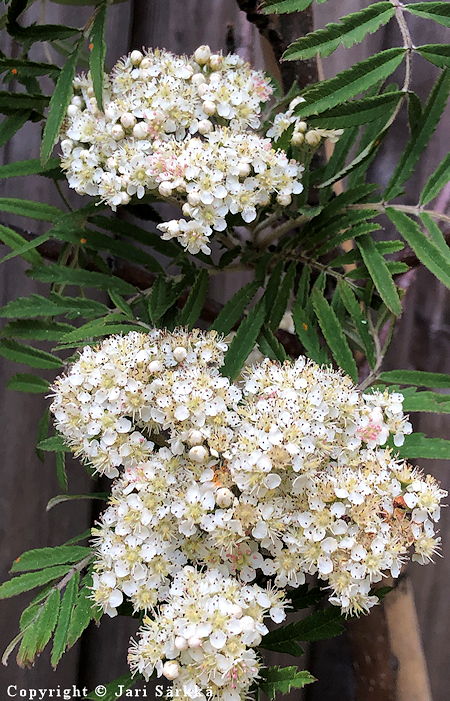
[51,330,446,699]
[128,567,284,701]
[58,46,304,254]
[266,96,343,148]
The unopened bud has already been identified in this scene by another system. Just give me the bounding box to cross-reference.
[291,132,304,146]
[140,57,152,70]
[187,191,201,206]
[158,181,173,198]
[296,120,308,132]
[202,100,216,116]
[187,430,203,446]
[277,193,292,206]
[189,445,209,464]
[305,130,321,147]
[173,346,187,362]
[237,162,251,178]
[197,119,213,135]
[182,202,192,216]
[149,360,163,374]
[130,50,143,66]
[111,124,125,140]
[187,636,203,648]
[192,73,206,87]
[120,112,136,129]
[209,55,222,70]
[174,636,188,651]
[121,191,131,205]
[197,83,209,98]
[215,487,234,508]
[193,45,211,65]
[133,122,149,139]
[71,96,82,108]
[87,86,95,97]
[162,661,180,680]
[66,104,79,117]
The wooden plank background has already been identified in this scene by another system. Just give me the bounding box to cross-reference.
[1,2,449,699]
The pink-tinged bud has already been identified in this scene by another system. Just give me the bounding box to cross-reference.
[158,181,173,198]
[120,113,136,129]
[162,661,180,680]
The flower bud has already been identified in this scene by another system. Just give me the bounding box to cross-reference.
[106,157,117,170]
[202,100,216,116]
[209,55,222,71]
[193,45,211,65]
[148,360,163,374]
[277,193,292,206]
[187,191,201,206]
[111,124,125,140]
[173,346,187,362]
[104,107,116,121]
[130,50,143,66]
[162,661,180,680]
[158,181,173,198]
[191,73,206,87]
[140,57,152,70]
[187,430,203,446]
[296,120,308,132]
[87,86,94,97]
[67,104,79,117]
[305,129,321,147]
[121,191,131,205]
[189,445,209,464]
[71,96,82,108]
[182,203,192,216]
[291,132,304,146]
[237,162,251,178]
[197,83,209,98]
[187,636,203,648]
[215,487,234,508]
[120,112,136,129]
[133,122,149,139]
[174,636,188,651]
[197,119,213,135]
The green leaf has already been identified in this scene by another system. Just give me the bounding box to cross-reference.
[46,493,109,511]
[0,293,109,319]
[0,339,62,369]
[0,232,50,264]
[0,57,60,79]
[356,234,402,315]
[178,269,209,329]
[261,607,345,653]
[386,208,450,290]
[108,290,133,317]
[0,197,61,221]
[221,300,266,381]
[11,546,92,573]
[89,2,107,110]
[211,281,259,335]
[41,40,82,165]
[400,391,450,414]
[37,435,70,452]
[56,318,144,345]
[258,325,288,363]
[85,672,142,701]
[268,262,296,331]
[330,239,403,267]
[408,92,422,133]
[0,157,61,179]
[405,2,450,27]
[67,572,97,647]
[337,280,376,367]
[420,152,450,205]
[51,570,80,668]
[35,407,50,463]
[314,221,381,257]
[385,69,450,199]
[148,277,180,322]
[284,3,395,61]
[7,373,50,393]
[262,261,284,316]
[311,287,358,382]
[89,215,181,259]
[379,369,450,388]
[56,451,68,493]
[2,319,73,340]
[0,91,49,114]
[319,126,359,189]
[417,43,450,69]
[287,584,325,611]
[261,0,314,14]
[394,433,450,459]
[35,589,60,654]
[298,49,405,118]
[420,213,448,253]
[307,92,403,129]
[0,565,71,599]
[258,666,316,700]
[28,264,137,295]
[0,111,32,147]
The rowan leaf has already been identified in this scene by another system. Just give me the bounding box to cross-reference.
[311,287,358,382]
[394,433,450,459]
[7,373,50,393]
[378,369,450,388]
[11,546,92,573]
[420,151,450,205]
[178,269,209,329]
[417,43,450,69]
[298,49,405,118]
[258,666,316,700]
[386,208,450,290]
[0,198,61,221]
[258,325,288,363]
[221,300,266,381]
[261,0,315,14]
[307,92,403,129]
[405,2,450,27]
[0,566,71,599]
[284,3,395,61]
[0,112,31,147]
[89,2,107,110]
[28,264,137,295]
[51,571,80,668]
[356,234,402,315]
[337,280,376,367]
[211,281,259,335]
[0,339,62,369]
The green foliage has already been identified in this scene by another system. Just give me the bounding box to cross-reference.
[307,92,403,129]
[420,152,450,205]
[356,234,401,316]
[211,281,259,335]
[395,433,450,460]
[379,370,450,388]
[51,571,80,668]
[311,287,358,382]
[261,0,315,14]
[221,300,266,380]
[85,673,142,701]
[405,2,450,27]
[260,607,345,655]
[89,2,107,110]
[0,566,72,599]
[10,546,91,573]
[178,269,209,328]
[283,3,395,61]
[259,667,316,699]
[7,373,50,393]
